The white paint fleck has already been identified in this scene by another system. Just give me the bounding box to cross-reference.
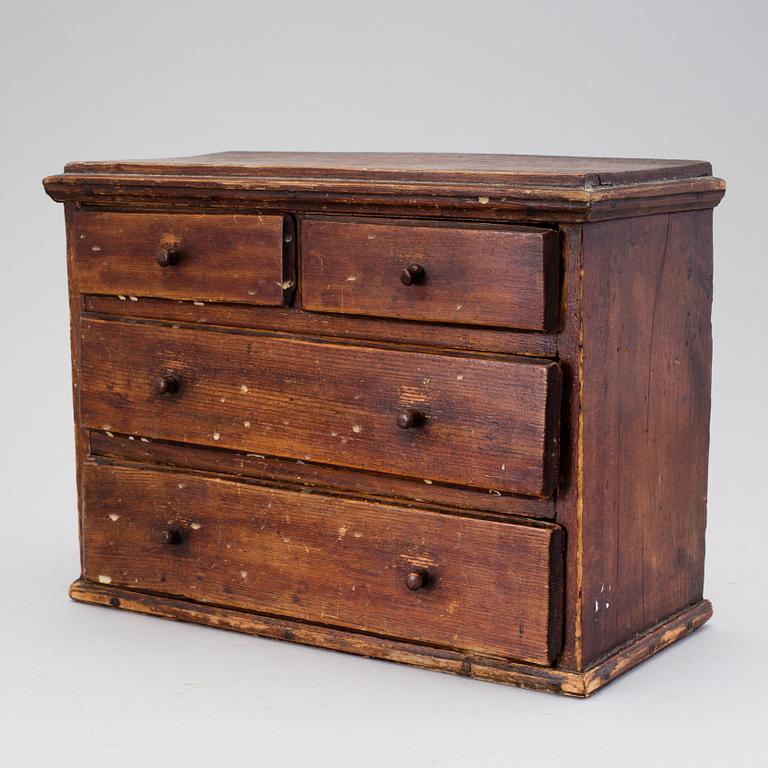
[128,296,138,301]
[128,436,135,441]
[102,424,112,431]
[282,537,290,543]
[330,431,337,437]
[213,432,221,441]
[193,301,205,306]
[140,437,150,443]
[605,602,610,609]
[595,600,599,613]
[98,575,112,584]
[247,290,259,296]
[91,245,102,251]
[501,463,506,471]
[353,531,363,538]
[240,570,248,579]
[345,275,357,282]
[219,397,226,403]
[456,303,463,311]
[488,490,501,496]
[108,513,120,522]
[118,295,127,301]
[178,483,186,489]
[243,421,251,428]
[190,522,202,530]
[105,431,115,438]
[337,526,348,540]
[478,196,490,204]
[278,280,295,290]
[424,479,433,485]
[352,424,363,434]
[456,374,464,381]
[240,384,249,393]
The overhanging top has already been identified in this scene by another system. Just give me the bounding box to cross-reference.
[43,151,725,222]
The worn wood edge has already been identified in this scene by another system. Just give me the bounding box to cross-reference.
[67,579,712,697]
[42,174,725,222]
[82,295,558,358]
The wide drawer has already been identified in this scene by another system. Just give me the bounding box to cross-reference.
[74,211,293,305]
[81,463,564,663]
[301,216,559,331]
[80,319,561,497]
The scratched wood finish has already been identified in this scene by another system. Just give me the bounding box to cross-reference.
[74,210,292,305]
[79,318,561,497]
[70,579,711,696]
[62,151,713,187]
[43,152,724,695]
[301,216,559,331]
[83,295,558,357]
[81,463,564,664]
[89,432,556,519]
[578,210,713,665]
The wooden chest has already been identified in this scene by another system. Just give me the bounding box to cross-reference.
[43,152,724,696]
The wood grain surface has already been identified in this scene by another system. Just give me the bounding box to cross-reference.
[62,151,713,188]
[83,295,558,358]
[81,463,564,664]
[301,216,559,331]
[79,318,561,496]
[69,578,711,697]
[74,210,292,305]
[89,433,556,519]
[579,210,713,664]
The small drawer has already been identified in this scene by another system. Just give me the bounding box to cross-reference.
[81,463,564,664]
[74,211,293,305]
[79,319,561,498]
[301,216,559,331]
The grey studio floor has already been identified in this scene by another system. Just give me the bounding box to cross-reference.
[1,2,765,766]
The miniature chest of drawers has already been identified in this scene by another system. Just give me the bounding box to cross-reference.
[43,152,725,696]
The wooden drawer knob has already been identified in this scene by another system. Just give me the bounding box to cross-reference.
[406,568,429,591]
[400,263,426,286]
[397,407,425,429]
[156,374,181,395]
[156,246,181,267]
[164,524,184,545]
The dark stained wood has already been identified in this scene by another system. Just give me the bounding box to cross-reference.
[88,432,556,520]
[44,151,723,695]
[83,295,558,357]
[61,151,713,188]
[301,216,559,331]
[579,210,713,665]
[74,210,292,305]
[69,578,712,697]
[81,463,564,664]
[553,223,585,670]
[79,318,561,497]
[43,172,726,225]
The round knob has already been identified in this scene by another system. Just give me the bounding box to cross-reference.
[400,263,426,286]
[156,247,181,267]
[156,374,180,395]
[397,407,425,429]
[164,524,184,545]
[406,568,429,591]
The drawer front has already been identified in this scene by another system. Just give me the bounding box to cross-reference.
[301,217,559,331]
[80,319,561,497]
[82,464,564,664]
[74,211,292,305]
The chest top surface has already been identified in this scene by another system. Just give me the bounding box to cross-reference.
[44,152,725,223]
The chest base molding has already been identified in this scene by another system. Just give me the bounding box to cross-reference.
[69,579,711,697]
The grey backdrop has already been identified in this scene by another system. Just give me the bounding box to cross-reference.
[1,1,764,765]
